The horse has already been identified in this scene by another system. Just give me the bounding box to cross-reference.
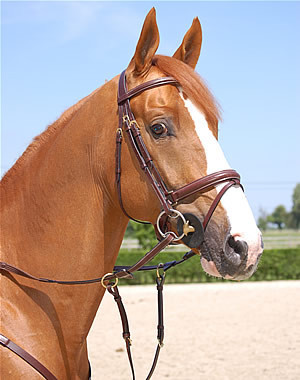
[0,8,263,380]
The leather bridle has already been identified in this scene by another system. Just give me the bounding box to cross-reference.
[0,69,243,380]
[116,69,241,238]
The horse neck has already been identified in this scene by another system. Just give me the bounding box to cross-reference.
[1,77,128,363]
[2,76,126,262]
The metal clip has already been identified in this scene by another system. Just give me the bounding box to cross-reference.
[156,264,165,280]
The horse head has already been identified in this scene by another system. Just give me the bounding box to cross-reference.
[117,8,263,280]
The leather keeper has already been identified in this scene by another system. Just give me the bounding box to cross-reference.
[114,270,134,280]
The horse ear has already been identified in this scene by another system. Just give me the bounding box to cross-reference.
[131,8,159,75]
[173,18,202,69]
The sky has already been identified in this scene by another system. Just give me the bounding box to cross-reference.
[1,1,300,221]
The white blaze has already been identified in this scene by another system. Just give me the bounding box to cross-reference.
[181,95,262,259]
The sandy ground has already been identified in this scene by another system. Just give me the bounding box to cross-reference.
[87,281,300,380]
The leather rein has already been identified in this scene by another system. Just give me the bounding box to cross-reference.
[0,70,242,380]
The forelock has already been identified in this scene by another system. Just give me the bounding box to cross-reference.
[152,55,221,128]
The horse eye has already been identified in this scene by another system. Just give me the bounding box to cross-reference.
[150,123,168,137]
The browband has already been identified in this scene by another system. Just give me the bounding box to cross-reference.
[118,76,178,104]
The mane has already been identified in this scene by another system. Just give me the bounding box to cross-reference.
[1,88,99,184]
[153,55,221,128]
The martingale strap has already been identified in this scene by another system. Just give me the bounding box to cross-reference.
[0,233,194,380]
[105,271,166,380]
[0,233,189,380]
[0,334,58,380]
[0,234,175,284]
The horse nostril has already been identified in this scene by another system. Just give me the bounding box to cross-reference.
[228,236,248,258]
[260,235,264,249]
[224,235,248,267]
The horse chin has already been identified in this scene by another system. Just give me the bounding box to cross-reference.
[189,247,222,278]
[199,255,249,280]
[200,256,222,278]
[197,246,261,281]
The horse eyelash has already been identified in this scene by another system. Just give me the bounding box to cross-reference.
[149,121,176,139]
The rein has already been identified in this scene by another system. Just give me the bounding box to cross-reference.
[1,70,243,380]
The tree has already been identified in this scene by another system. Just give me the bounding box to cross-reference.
[290,183,300,228]
[130,221,157,250]
[268,205,288,229]
[124,221,135,238]
[257,208,268,231]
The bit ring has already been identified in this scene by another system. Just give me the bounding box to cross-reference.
[156,209,186,241]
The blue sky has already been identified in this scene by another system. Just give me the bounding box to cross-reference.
[1,1,300,220]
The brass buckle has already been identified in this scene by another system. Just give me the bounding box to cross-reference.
[126,337,133,346]
[101,273,118,289]
[116,127,123,138]
[122,115,140,130]
[129,119,140,129]
[122,115,130,124]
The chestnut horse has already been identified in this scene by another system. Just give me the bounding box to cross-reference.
[0,8,263,380]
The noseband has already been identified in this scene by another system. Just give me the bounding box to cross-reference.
[116,70,242,239]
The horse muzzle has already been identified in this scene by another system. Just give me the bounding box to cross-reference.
[199,230,263,280]
[156,210,262,280]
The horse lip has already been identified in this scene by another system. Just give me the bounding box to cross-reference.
[200,257,222,278]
